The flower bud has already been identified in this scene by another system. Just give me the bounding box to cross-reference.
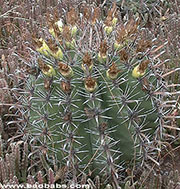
[44,78,52,90]
[36,38,51,56]
[84,77,97,93]
[106,62,120,80]
[49,28,56,38]
[43,65,56,77]
[98,52,107,63]
[98,40,108,63]
[38,59,56,77]
[51,47,63,60]
[60,81,71,94]
[82,52,93,72]
[58,62,73,78]
[71,25,77,37]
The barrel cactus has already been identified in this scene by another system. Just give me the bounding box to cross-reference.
[22,2,166,187]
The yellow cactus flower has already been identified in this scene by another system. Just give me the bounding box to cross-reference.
[36,38,51,56]
[65,39,75,49]
[98,52,107,63]
[132,65,145,78]
[132,60,150,78]
[43,65,56,77]
[56,19,64,32]
[48,19,63,38]
[114,41,124,50]
[104,25,113,35]
[112,17,118,27]
[49,28,56,38]
[71,25,77,36]
[38,60,56,77]
[81,63,93,72]
[50,47,63,60]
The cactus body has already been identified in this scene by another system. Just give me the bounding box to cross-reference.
[24,3,164,185]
